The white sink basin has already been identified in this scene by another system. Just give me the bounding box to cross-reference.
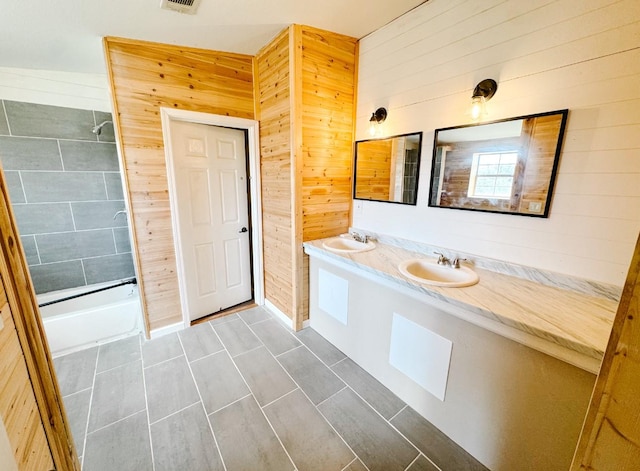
[322,237,376,254]
[398,258,479,287]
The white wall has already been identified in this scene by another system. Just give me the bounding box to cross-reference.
[0,67,111,111]
[354,0,640,286]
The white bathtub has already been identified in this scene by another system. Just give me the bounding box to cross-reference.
[38,281,143,357]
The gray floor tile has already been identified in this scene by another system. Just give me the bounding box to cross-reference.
[278,346,345,405]
[407,455,440,471]
[295,327,346,366]
[190,350,250,413]
[142,333,183,367]
[96,335,140,373]
[178,322,224,362]
[63,389,91,451]
[343,459,368,471]
[238,306,271,324]
[332,357,405,419]
[213,317,262,357]
[264,389,354,471]
[151,403,224,471]
[318,388,419,471]
[83,410,152,471]
[54,347,98,396]
[210,396,294,471]
[249,318,301,356]
[390,406,488,471]
[144,355,200,423]
[87,360,145,432]
[233,346,297,406]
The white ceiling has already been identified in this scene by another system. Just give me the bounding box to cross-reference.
[0,0,427,74]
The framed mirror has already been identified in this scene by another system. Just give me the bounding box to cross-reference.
[354,132,423,205]
[429,109,568,217]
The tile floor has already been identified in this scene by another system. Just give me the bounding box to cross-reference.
[54,306,487,471]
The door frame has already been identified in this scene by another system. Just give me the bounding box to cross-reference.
[160,108,264,328]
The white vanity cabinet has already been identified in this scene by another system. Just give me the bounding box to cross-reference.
[308,253,596,471]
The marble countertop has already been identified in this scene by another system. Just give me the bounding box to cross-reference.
[303,238,617,365]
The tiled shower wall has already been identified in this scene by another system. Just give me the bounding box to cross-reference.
[0,100,135,295]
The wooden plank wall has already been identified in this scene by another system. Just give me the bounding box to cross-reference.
[354,140,393,200]
[104,38,254,332]
[0,283,53,470]
[571,233,640,469]
[299,26,358,323]
[254,29,296,320]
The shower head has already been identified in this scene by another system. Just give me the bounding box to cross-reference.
[92,120,113,135]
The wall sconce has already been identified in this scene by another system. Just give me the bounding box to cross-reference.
[369,107,387,136]
[470,79,497,120]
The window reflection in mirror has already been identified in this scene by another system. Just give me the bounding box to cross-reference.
[429,110,568,217]
[354,132,423,205]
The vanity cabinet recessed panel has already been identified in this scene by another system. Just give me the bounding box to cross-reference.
[389,313,452,401]
[318,268,349,325]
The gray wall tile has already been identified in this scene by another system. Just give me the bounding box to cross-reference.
[83,253,135,285]
[105,172,124,200]
[145,356,200,423]
[4,101,97,140]
[12,202,75,235]
[0,136,62,170]
[151,403,224,471]
[0,101,8,135]
[59,140,119,171]
[37,229,116,263]
[264,389,355,470]
[94,111,115,143]
[114,227,131,253]
[5,171,25,203]
[72,200,128,230]
[20,235,39,265]
[84,411,152,471]
[88,360,145,432]
[21,171,107,203]
[30,260,85,294]
[210,396,294,471]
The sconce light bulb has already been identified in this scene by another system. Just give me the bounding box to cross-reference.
[369,121,377,136]
[470,95,486,120]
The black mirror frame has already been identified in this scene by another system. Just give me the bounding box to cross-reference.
[428,109,569,218]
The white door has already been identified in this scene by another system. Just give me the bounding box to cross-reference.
[169,120,252,321]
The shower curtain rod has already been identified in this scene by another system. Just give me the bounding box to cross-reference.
[38,277,137,308]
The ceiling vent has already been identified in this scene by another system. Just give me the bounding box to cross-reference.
[160,0,201,14]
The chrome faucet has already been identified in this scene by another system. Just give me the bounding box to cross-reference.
[434,252,451,266]
[351,231,369,243]
[452,257,468,269]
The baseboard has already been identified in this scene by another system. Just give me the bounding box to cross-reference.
[149,321,183,339]
[263,299,295,330]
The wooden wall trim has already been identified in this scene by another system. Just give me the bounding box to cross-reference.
[290,25,305,331]
[0,168,79,470]
[571,231,640,469]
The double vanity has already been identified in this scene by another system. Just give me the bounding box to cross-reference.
[304,234,617,471]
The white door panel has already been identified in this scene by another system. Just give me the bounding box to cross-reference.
[170,120,252,321]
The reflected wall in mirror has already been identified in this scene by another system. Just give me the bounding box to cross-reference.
[429,110,568,217]
[354,132,423,205]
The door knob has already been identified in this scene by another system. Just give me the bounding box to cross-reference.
[238,227,248,233]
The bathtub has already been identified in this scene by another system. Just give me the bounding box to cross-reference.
[38,281,143,357]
